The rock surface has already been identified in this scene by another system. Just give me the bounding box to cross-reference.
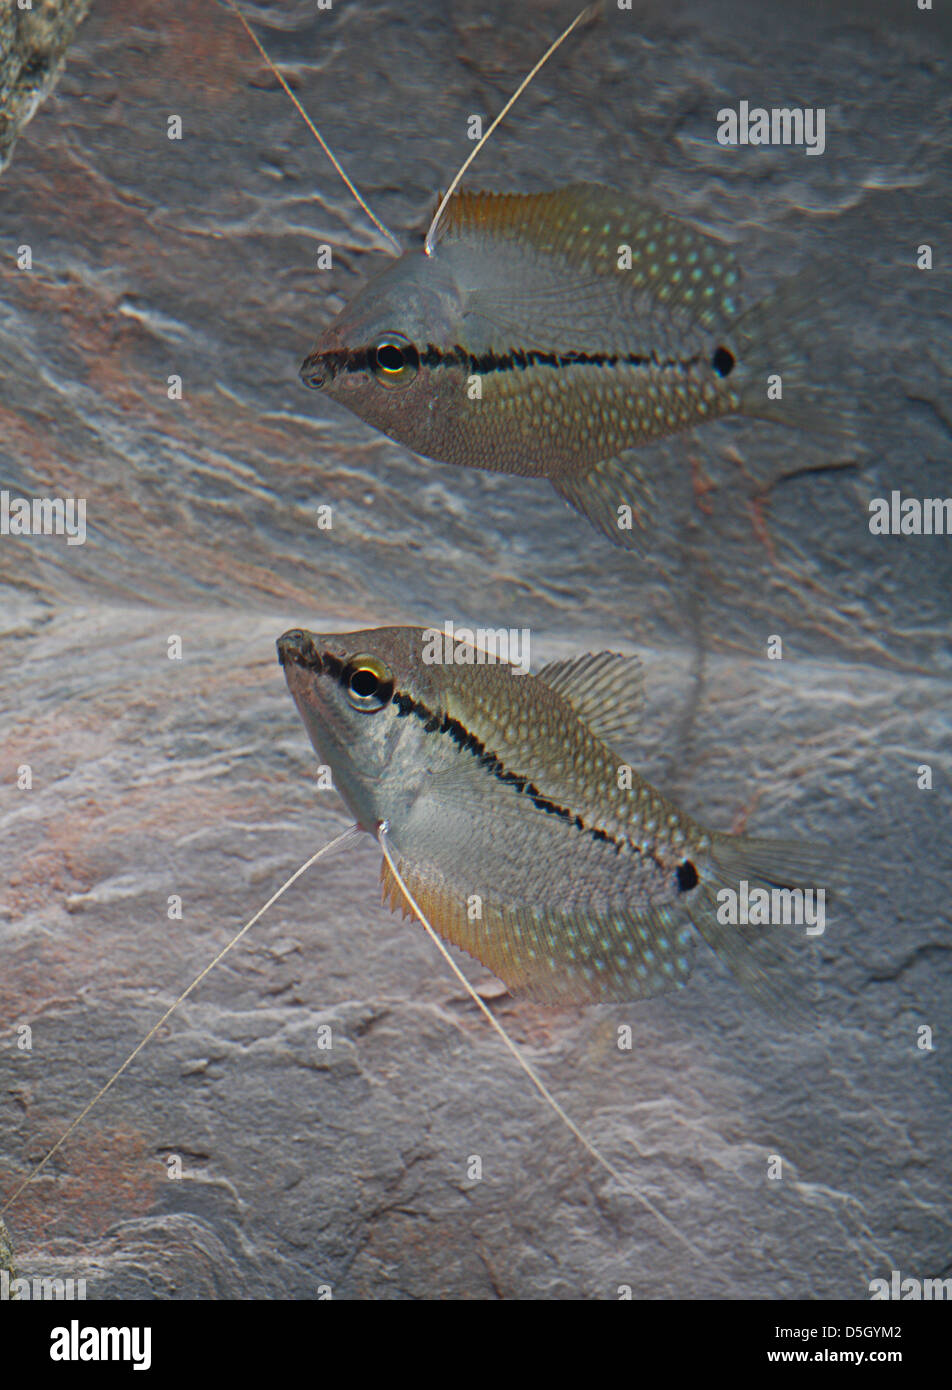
[0,0,949,1300]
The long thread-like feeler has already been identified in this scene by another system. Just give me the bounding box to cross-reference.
[377,821,701,1258]
[222,0,401,254]
[0,824,360,1218]
[424,3,601,256]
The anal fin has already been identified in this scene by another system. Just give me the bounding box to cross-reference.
[380,852,696,1006]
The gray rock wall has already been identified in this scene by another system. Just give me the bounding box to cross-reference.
[0,0,949,1300]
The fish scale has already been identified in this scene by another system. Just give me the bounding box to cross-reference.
[432,655,690,861]
[438,186,741,336]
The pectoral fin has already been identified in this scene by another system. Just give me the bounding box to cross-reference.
[550,451,659,552]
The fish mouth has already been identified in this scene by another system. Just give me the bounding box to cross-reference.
[300,344,375,390]
[299,350,328,390]
[276,629,322,672]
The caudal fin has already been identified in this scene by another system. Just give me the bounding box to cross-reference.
[728,262,861,440]
[686,832,836,1023]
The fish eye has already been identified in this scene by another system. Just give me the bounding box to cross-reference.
[371,333,419,388]
[343,654,395,712]
[376,343,404,371]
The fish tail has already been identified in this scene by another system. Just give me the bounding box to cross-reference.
[685,832,837,1023]
[728,264,859,440]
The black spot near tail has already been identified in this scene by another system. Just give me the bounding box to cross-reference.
[676,860,699,892]
[711,346,735,378]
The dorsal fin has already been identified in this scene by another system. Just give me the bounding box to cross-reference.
[536,651,644,751]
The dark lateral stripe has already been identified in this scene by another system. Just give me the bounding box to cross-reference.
[444,345,704,377]
[286,646,682,884]
[314,342,703,381]
[392,687,625,854]
[299,650,678,878]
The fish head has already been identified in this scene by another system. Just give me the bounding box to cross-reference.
[299,248,467,456]
[277,625,443,833]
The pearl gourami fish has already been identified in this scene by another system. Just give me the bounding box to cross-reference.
[278,625,827,1010]
[222,4,842,552]
[300,183,837,550]
[223,3,843,551]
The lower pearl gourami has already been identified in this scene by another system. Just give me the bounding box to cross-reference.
[301,183,833,550]
[278,626,826,1010]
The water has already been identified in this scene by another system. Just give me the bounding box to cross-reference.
[0,0,949,1298]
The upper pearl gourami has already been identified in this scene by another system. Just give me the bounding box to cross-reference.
[300,184,828,550]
